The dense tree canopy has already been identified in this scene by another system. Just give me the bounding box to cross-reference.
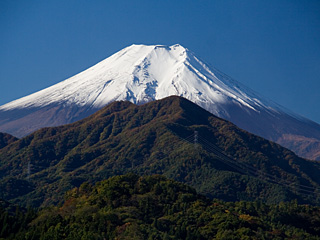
[1,174,320,239]
[1,97,320,208]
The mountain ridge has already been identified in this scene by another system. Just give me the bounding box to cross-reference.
[1,96,320,207]
[0,44,319,160]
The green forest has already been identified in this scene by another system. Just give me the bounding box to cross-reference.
[1,97,320,239]
[1,174,320,240]
[1,97,320,208]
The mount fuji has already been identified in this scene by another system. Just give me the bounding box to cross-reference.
[0,44,319,160]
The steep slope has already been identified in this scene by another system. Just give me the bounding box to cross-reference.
[0,44,319,160]
[1,96,320,207]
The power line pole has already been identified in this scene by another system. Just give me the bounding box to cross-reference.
[194,131,198,149]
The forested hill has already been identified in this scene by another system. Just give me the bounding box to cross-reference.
[1,96,320,207]
[1,174,320,239]
[0,132,17,149]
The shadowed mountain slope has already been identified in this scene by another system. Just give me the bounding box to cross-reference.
[1,96,320,207]
[0,132,18,149]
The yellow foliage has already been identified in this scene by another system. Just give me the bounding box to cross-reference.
[239,214,253,222]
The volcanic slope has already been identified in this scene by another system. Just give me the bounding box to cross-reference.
[0,44,319,160]
[1,96,320,207]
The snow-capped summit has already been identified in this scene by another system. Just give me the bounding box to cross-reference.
[0,44,320,160]
[0,44,273,113]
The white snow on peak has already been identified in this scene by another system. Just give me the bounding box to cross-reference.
[0,44,284,119]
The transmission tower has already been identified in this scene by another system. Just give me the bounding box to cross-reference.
[194,131,198,149]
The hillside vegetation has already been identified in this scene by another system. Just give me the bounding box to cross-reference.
[0,132,17,149]
[1,96,320,207]
[1,174,320,239]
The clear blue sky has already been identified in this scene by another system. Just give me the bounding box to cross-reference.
[1,0,320,123]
